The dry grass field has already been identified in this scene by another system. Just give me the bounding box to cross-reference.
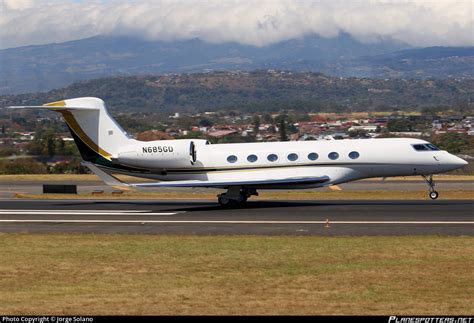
[0,234,472,315]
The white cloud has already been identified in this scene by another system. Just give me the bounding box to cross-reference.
[0,0,472,49]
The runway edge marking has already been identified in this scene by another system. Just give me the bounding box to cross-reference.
[0,211,179,216]
[0,209,173,213]
[0,220,472,224]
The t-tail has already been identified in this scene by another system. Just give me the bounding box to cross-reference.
[8,97,134,164]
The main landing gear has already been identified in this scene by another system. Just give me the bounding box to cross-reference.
[217,187,258,207]
[422,175,439,200]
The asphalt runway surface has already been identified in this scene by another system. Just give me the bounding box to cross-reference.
[0,199,472,235]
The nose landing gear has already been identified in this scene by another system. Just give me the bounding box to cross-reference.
[422,175,439,200]
[429,191,439,200]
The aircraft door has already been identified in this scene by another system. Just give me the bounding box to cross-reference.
[189,141,197,165]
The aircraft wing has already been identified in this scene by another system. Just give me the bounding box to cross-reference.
[82,161,330,189]
[132,176,330,188]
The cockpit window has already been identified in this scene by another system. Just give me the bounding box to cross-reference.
[426,144,440,151]
[412,144,441,152]
[412,144,429,151]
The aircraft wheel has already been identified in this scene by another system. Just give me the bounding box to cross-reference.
[218,196,231,206]
[429,191,439,200]
[238,194,248,203]
[218,194,247,208]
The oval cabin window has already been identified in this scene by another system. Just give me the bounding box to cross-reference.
[267,154,278,162]
[308,152,319,161]
[287,153,298,161]
[328,152,339,160]
[227,155,238,163]
[349,151,360,159]
[247,154,258,163]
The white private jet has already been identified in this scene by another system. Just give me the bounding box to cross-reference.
[9,97,468,206]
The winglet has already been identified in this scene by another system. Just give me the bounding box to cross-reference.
[81,162,134,191]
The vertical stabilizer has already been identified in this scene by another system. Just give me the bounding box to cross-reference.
[9,97,134,162]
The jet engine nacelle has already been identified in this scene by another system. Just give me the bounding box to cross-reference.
[115,139,208,169]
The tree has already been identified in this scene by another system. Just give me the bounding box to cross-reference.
[0,159,47,174]
[431,133,472,154]
[176,116,197,131]
[26,128,63,157]
[253,115,260,135]
[45,134,56,157]
[262,113,273,123]
[387,119,415,132]
[198,118,213,127]
[279,119,288,141]
[274,114,287,124]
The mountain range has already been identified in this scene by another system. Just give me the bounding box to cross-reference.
[0,34,473,95]
[2,72,473,113]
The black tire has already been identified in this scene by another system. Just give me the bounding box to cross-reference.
[218,196,240,208]
[239,195,248,203]
[429,191,439,200]
[218,196,231,206]
[218,193,248,208]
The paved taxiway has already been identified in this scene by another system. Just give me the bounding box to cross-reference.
[0,199,472,235]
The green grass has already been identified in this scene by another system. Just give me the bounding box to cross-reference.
[0,234,472,315]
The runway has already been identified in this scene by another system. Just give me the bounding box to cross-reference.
[0,199,472,235]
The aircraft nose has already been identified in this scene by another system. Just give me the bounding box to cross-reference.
[447,154,468,170]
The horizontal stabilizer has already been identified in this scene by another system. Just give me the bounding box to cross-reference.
[7,105,99,111]
[6,98,101,111]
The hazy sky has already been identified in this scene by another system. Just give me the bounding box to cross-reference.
[1,0,473,49]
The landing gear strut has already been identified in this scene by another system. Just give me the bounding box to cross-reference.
[422,175,439,200]
[217,187,258,207]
